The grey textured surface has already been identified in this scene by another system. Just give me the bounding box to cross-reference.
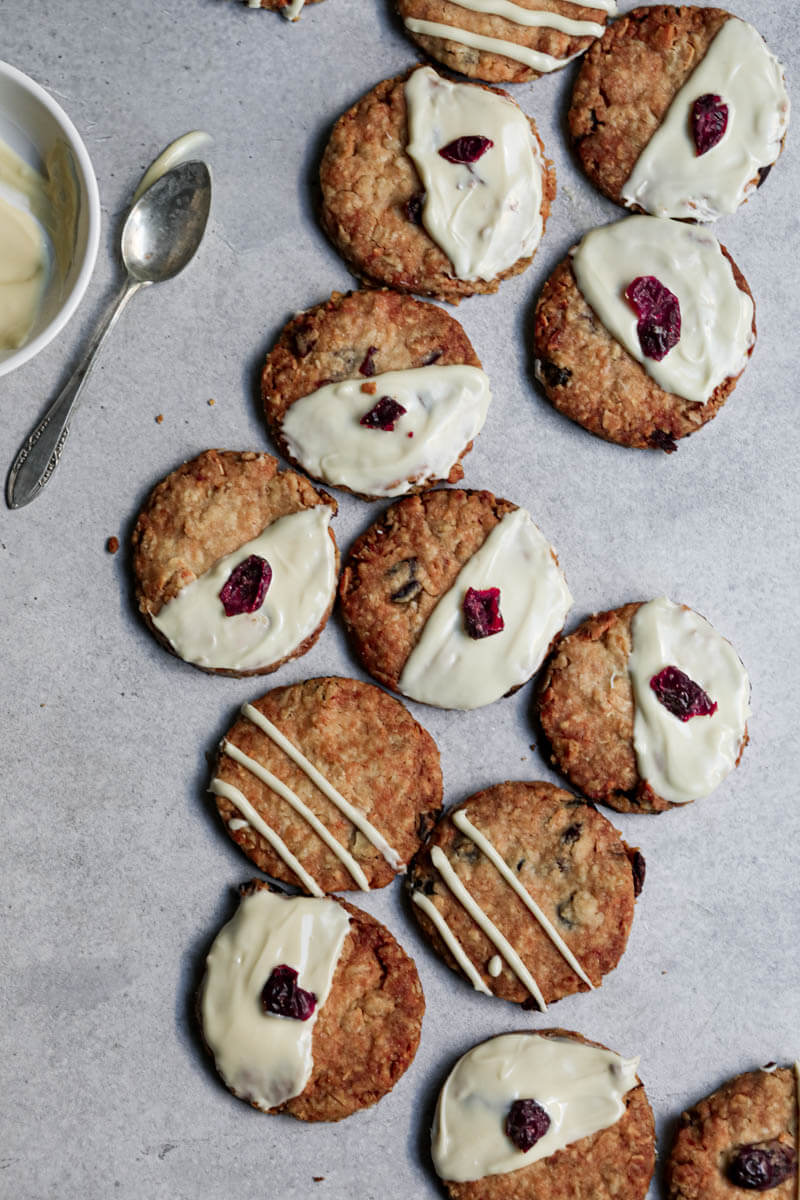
[0,2,797,1198]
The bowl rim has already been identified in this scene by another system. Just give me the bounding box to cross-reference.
[0,59,101,379]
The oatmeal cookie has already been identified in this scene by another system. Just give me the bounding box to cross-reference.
[131,449,338,677]
[667,1065,798,1199]
[261,289,490,499]
[537,599,750,813]
[211,676,443,893]
[338,488,571,710]
[406,781,642,1007]
[199,881,425,1122]
[569,7,789,219]
[320,67,555,303]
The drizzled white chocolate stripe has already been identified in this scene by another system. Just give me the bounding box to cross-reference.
[430,845,548,1009]
[210,777,324,897]
[241,703,404,872]
[452,809,593,988]
[420,0,606,37]
[220,739,371,891]
[405,18,586,72]
[412,891,492,995]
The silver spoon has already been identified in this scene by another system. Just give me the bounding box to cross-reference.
[6,160,212,509]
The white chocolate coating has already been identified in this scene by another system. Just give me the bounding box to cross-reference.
[487,955,502,977]
[405,19,585,73]
[282,0,305,18]
[0,137,51,351]
[570,215,754,405]
[432,1033,639,1183]
[423,0,606,37]
[430,846,547,1009]
[405,67,545,282]
[451,809,592,988]
[200,890,350,1111]
[151,506,336,672]
[280,364,491,498]
[621,19,790,222]
[628,597,750,806]
[131,131,213,205]
[398,507,572,710]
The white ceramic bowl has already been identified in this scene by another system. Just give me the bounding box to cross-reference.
[0,60,100,377]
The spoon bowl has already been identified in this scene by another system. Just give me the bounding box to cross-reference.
[7,159,211,508]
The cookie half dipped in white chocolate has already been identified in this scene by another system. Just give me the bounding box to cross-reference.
[132,450,338,676]
[262,290,491,500]
[570,6,789,221]
[198,882,425,1121]
[320,68,555,303]
[538,597,750,813]
[533,215,756,449]
[339,489,572,711]
[431,1030,654,1199]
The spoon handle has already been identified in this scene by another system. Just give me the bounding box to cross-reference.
[6,277,146,510]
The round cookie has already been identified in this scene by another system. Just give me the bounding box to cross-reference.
[532,215,756,450]
[406,781,642,1008]
[338,488,572,710]
[432,1028,655,1199]
[198,881,425,1122]
[132,449,338,677]
[569,6,789,219]
[320,66,555,304]
[537,598,750,814]
[261,289,490,500]
[397,0,616,85]
[210,676,443,894]
[667,1065,798,1199]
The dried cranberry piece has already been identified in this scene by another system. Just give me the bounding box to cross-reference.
[463,587,504,639]
[649,428,678,453]
[219,555,272,617]
[625,276,681,361]
[631,850,646,897]
[691,93,729,156]
[261,965,317,1021]
[405,191,425,225]
[728,1141,796,1190]
[359,345,378,377]
[650,666,718,722]
[438,135,494,165]
[360,396,407,430]
[506,1099,551,1153]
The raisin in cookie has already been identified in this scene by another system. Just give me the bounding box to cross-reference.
[132,450,337,676]
[432,1028,655,1199]
[537,598,750,813]
[339,488,572,710]
[198,881,424,1121]
[211,676,443,894]
[533,215,756,450]
[667,1064,798,1199]
[320,66,555,303]
[407,781,642,1008]
[398,0,616,85]
[569,6,789,220]
[262,289,490,499]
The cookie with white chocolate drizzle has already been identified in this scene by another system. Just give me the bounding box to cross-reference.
[533,215,756,450]
[407,781,642,1008]
[132,450,338,677]
[569,6,789,220]
[320,67,555,303]
[667,1063,798,1199]
[198,881,425,1122]
[432,1029,655,1199]
[398,0,617,85]
[262,289,491,500]
[210,676,443,894]
[339,488,572,711]
[537,598,750,813]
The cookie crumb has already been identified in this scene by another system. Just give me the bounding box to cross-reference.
[40,702,46,708]
[313,1177,325,1183]
[155,413,164,424]
[208,398,215,406]
[106,536,120,554]
[361,381,377,395]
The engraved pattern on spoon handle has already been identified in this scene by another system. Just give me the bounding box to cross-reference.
[6,278,146,509]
